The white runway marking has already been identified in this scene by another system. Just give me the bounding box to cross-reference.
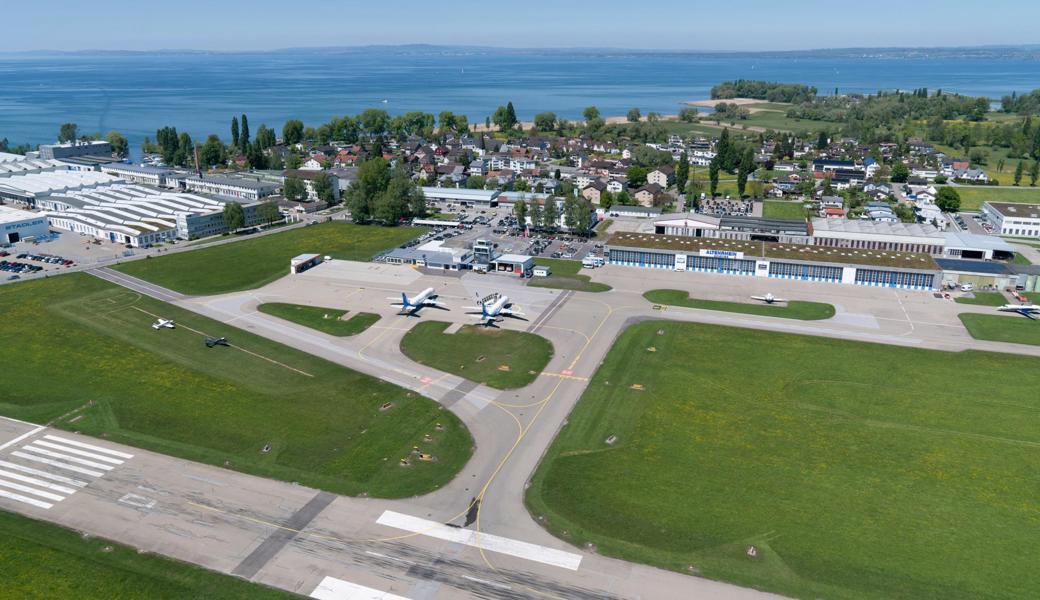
[0,469,77,495]
[376,511,583,571]
[310,576,411,600]
[0,461,88,487]
[462,575,512,590]
[43,435,134,459]
[0,488,53,509]
[12,451,106,477]
[33,440,125,464]
[0,425,44,452]
[118,493,156,509]
[20,445,115,471]
[0,477,65,501]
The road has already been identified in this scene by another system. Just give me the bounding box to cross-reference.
[4,260,1039,599]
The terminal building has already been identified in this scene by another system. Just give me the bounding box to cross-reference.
[0,205,50,244]
[607,232,940,290]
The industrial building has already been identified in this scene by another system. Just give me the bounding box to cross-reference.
[0,170,122,207]
[607,232,940,290]
[0,206,50,244]
[420,187,500,208]
[981,202,1040,239]
[0,158,67,179]
[653,213,810,243]
[809,219,945,254]
[937,259,1040,293]
[182,174,278,202]
[36,141,112,161]
[101,163,180,188]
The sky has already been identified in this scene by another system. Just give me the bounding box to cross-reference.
[11,0,1040,52]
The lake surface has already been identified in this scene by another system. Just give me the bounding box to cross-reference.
[1,48,1039,152]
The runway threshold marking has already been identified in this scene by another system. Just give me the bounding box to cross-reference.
[309,575,411,600]
[0,435,132,510]
[0,425,44,452]
[376,510,582,571]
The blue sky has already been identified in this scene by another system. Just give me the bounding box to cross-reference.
[13,0,1040,51]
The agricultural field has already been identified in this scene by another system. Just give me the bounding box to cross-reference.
[527,321,1040,600]
[0,274,471,498]
[528,258,611,293]
[400,321,554,389]
[644,289,835,320]
[1,512,292,599]
[959,312,1040,346]
[114,222,424,295]
[257,303,379,336]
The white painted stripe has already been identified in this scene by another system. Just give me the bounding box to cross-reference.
[0,460,88,487]
[309,576,411,600]
[12,452,105,477]
[20,446,115,471]
[43,435,134,459]
[0,477,65,501]
[0,426,45,452]
[33,440,124,465]
[0,469,77,494]
[0,488,53,509]
[376,511,582,571]
[462,575,511,590]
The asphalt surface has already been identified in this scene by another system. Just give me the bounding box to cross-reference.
[4,259,1040,599]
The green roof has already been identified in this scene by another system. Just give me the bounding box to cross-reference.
[607,233,939,270]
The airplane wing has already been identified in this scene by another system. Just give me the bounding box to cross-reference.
[750,296,766,301]
[772,298,788,303]
[1017,309,1038,320]
[500,307,526,318]
[422,299,448,308]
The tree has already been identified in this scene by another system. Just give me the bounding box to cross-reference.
[627,166,648,188]
[256,124,276,149]
[257,201,281,224]
[198,134,226,167]
[106,131,129,158]
[708,157,721,197]
[1014,160,1024,186]
[222,202,245,232]
[816,130,829,150]
[534,112,557,132]
[1031,161,1040,187]
[506,102,518,130]
[492,103,518,131]
[312,172,335,204]
[936,187,961,212]
[514,200,528,228]
[528,202,542,229]
[583,106,601,122]
[627,108,641,123]
[541,198,559,230]
[360,109,390,136]
[345,157,391,221]
[678,108,699,123]
[563,197,590,235]
[466,175,486,189]
[239,114,250,150]
[246,140,267,170]
[890,162,910,183]
[282,119,305,146]
[175,132,193,167]
[58,123,78,143]
[737,148,754,197]
[231,116,240,149]
[283,176,307,202]
[676,152,689,195]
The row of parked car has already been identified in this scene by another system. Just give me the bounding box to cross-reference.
[1,260,43,278]
[16,252,74,266]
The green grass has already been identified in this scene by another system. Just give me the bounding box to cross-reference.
[761,200,809,220]
[528,258,612,293]
[0,274,471,498]
[1013,252,1033,265]
[954,291,1009,306]
[594,219,613,237]
[938,186,1040,210]
[644,289,835,320]
[526,320,1040,600]
[400,321,554,389]
[1,511,294,599]
[959,312,1040,346]
[114,222,425,295]
[257,303,379,336]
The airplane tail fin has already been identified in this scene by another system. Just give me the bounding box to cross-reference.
[402,292,410,307]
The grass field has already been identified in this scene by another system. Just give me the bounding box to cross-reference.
[526,321,1040,600]
[761,201,809,220]
[528,258,611,293]
[1013,252,1033,265]
[954,292,1008,306]
[939,185,1040,210]
[400,321,554,389]
[1,511,293,599]
[257,303,379,336]
[959,312,1040,346]
[114,222,424,295]
[644,289,835,320]
[0,274,471,497]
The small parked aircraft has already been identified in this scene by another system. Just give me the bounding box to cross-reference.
[465,294,526,326]
[151,318,175,330]
[205,336,230,348]
[750,293,787,304]
[388,287,447,315]
[997,303,1040,320]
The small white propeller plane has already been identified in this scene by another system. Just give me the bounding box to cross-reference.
[388,287,447,315]
[997,303,1040,320]
[151,318,175,330]
[750,293,787,305]
[465,294,526,326]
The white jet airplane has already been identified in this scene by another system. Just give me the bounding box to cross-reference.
[388,287,447,315]
[465,294,526,326]
[997,303,1040,320]
[151,318,175,330]
[750,293,787,304]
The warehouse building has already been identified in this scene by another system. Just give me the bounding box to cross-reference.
[937,259,1040,293]
[101,163,179,188]
[0,170,122,207]
[0,205,50,244]
[182,174,278,201]
[607,232,940,290]
[981,202,1040,239]
[421,186,500,208]
[809,218,946,254]
[0,158,67,179]
[37,141,112,161]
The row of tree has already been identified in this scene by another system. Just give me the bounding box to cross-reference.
[345,158,427,224]
[512,196,592,234]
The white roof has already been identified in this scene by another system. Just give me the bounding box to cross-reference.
[811,218,943,239]
[496,254,533,263]
[0,205,43,225]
